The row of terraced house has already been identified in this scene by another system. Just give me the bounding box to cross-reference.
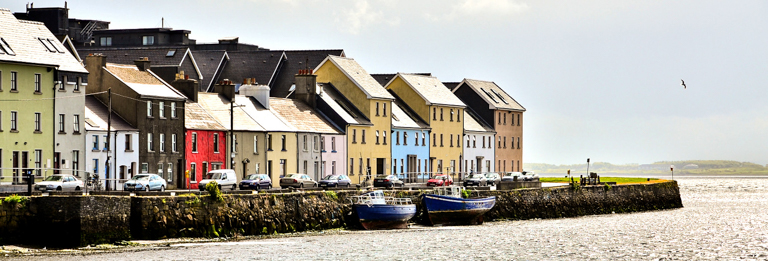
[0,5,525,189]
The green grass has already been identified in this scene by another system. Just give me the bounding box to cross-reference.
[540,177,659,184]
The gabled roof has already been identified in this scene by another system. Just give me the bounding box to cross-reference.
[217,50,285,91]
[371,73,431,87]
[240,96,294,132]
[271,49,345,97]
[442,82,460,91]
[457,78,526,111]
[196,93,266,132]
[191,50,228,92]
[185,102,226,130]
[84,96,137,131]
[269,98,341,134]
[0,9,87,73]
[104,63,186,100]
[388,73,465,107]
[317,82,372,126]
[77,46,189,66]
[315,55,394,100]
[390,90,429,130]
[463,108,495,133]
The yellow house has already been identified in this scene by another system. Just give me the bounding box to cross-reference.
[384,73,466,175]
[314,56,394,180]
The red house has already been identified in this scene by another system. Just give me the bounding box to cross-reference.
[184,102,227,189]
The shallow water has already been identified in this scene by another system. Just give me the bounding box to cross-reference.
[18,178,768,260]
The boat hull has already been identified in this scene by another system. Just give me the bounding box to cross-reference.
[354,204,417,230]
[422,194,496,225]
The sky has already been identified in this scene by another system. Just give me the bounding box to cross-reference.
[4,0,768,165]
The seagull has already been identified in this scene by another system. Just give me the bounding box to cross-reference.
[681,79,686,89]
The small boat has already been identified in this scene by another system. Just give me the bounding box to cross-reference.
[422,186,496,225]
[350,190,417,230]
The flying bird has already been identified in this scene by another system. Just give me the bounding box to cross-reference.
[681,79,686,89]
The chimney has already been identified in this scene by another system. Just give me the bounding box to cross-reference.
[171,71,199,102]
[240,78,270,109]
[86,53,107,69]
[295,69,317,108]
[85,54,107,94]
[134,57,151,71]
[213,79,236,102]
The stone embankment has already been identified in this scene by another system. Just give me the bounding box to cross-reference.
[0,181,682,247]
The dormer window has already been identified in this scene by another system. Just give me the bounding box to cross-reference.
[142,36,155,46]
[100,37,112,46]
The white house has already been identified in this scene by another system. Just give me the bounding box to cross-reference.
[462,110,496,175]
[84,96,139,190]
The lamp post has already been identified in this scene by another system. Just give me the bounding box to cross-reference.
[670,165,674,180]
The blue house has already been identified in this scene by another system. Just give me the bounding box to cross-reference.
[390,94,431,182]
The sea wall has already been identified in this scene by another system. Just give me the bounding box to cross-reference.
[0,181,682,247]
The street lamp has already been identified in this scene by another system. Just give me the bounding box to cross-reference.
[670,165,674,180]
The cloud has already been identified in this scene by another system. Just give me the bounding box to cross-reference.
[426,0,529,22]
[336,0,400,35]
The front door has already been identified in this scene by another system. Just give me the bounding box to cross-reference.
[53,152,61,174]
[407,155,417,182]
[476,156,483,173]
[376,158,385,176]
[21,151,28,184]
[12,151,19,184]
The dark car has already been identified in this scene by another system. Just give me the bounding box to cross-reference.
[318,174,352,188]
[239,174,272,190]
[427,175,453,187]
[373,175,404,188]
[463,174,488,187]
[485,172,501,186]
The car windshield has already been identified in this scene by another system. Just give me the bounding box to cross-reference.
[206,173,222,179]
[323,175,339,180]
[132,175,150,181]
[44,176,64,181]
[245,174,259,180]
[431,176,445,180]
[376,175,389,179]
[286,174,303,179]
[470,174,485,179]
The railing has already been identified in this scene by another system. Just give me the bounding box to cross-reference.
[384,197,413,205]
[348,194,413,205]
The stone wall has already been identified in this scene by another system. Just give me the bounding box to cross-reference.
[0,181,682,246]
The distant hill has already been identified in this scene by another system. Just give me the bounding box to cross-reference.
[526,160,768,175]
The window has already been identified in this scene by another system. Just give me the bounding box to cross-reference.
[510,114,514,126]
[213,133,220,153]
[432,133,436,147]
[171,102,177,118]
[191,133,198,152]
[172,134,178,152]
[303,135,308,151]
[376,131,380,144]
[383,103,387,116]
[466,136,470,148]
[58,114,65,132]
[10,71,17,91]
[253,136,258,154]
[72,150,79,176]
[450,134,453,147]
[34,150,42,176]
[499,136,502,148]
[267,134,273,151]
[433,108,436,120]
[359,158,363,175]
[190,163,197,182]
[450,109,454,121]
[103,135,108,150]
[280,159,286,177]
[383,131,387,145]
[141,163,148,173]
[422,132,426,146]
[34,74,41,93]
[362,130,366,144]
[403,132,408,145]
[303,161,308,174]
[376,102,380,116]
[158,163,164,179]
[74,77,80,92]
[396,131,400,145]
[148,133,154,152]
[457,135,461,148]
[160,133,166,152]
[457,109,461,122]
[499,112,502,124]
[142,35,155,45]
[504,136,507,148]
[314,136,319,151]
[504,113,507,125]
[159,102,165,118]
[517,137,520,149]
[510,137,514,149]
[331,137,336,151]
[281,135,286,151]
[0,71,3,91]
[393,160,397,175]
[34,112,41,132]
[401,159,404,174]
[93,159,99,174]
[440,134,444,147]
[473,135,477,148]
[482,136,486,148]
[352,129,357,143]
[100,37,112,46]
[73,115,80,133]
[125,134,132,151]
[518,114,521,126]
[332,161,336,175]
[440,108,444,121]
[350,158,354,175]
[147,101,152,117]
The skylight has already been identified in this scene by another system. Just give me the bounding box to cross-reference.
[46,39,63,53]
[0,38,14,55]
[480,88,498,103]
[166,50,176,57]
[490,89,509,104]
[39,38,55,52]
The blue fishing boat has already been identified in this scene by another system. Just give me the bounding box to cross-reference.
[350,190,417,230]
[422,186,496,225]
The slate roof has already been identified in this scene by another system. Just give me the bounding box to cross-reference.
[191,50,227,92]
[458,79,526,111]
[0,9,87,73]
[269,98,341,134]
[104,63,186,100]
[185,102,226,130]
[390,90,429,130]
[271,49,345,98]
[196,93,266,132]
[463,108,495,133]
[84,96,137,131]
[318,56,394,100]
[393,73,465,107]
[77,46,190,66]
[372,73,431,87]
[442,82,460,91]
[317,82,372,126]
[217,50,285,92]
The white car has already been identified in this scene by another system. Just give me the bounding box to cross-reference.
[124,174,167,192]
[199,169,238,191]
[35,174,84,192]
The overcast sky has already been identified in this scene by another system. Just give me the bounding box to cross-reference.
[4,0,768,165]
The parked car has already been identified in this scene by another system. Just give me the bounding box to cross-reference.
[462,174,488,187]
[521,171,539,181]
[124,174,167,192]
[485,172,501,186]
[239,174,272,190]
[318,174,352,188]
[280,174,317,188]
[199,169,238,191]
[501,172,523,182]
[35,174,83,192]
[373,175,404,188]
[426,175,453,187]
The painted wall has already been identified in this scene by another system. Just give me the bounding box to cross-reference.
[185,129,227,189]
[320,134,346,177]
[297,132,323,181]
[84,130,139,190]
[229,131,267,183]
[264,131,297,187]
[54,73,87,179]
[494,111,524,172]
[0,64,55,184]
[391,128,430,180]
[462,132,495,175]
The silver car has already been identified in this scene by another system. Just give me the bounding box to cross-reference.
[280,174,317,188]
[124,174,167,192]
[35,174,84,192]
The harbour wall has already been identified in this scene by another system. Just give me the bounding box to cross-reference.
[0,181,682,247]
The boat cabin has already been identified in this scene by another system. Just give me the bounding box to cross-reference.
[432,186,462,198]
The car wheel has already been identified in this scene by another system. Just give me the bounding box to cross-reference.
[160,186,165,192]
[232,184,237,191]
[300,183,304,188]
[144,186,150,192]
[75,186,81,191]
[218,185,222,191]
[56,186,62,191]
[268,185,272,190]
[313,183,317,188]
[345,184,350,188]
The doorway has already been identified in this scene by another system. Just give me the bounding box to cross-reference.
[12,151,19,184]
[407,155,417,182]
[53,152,61,174]
[376,158,385,175]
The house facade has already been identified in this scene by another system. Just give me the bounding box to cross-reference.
[84,96,139,190]
[390,97,431,181]
[462,109,495,176]
[453,79,525,172]
[184,101,227,189]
